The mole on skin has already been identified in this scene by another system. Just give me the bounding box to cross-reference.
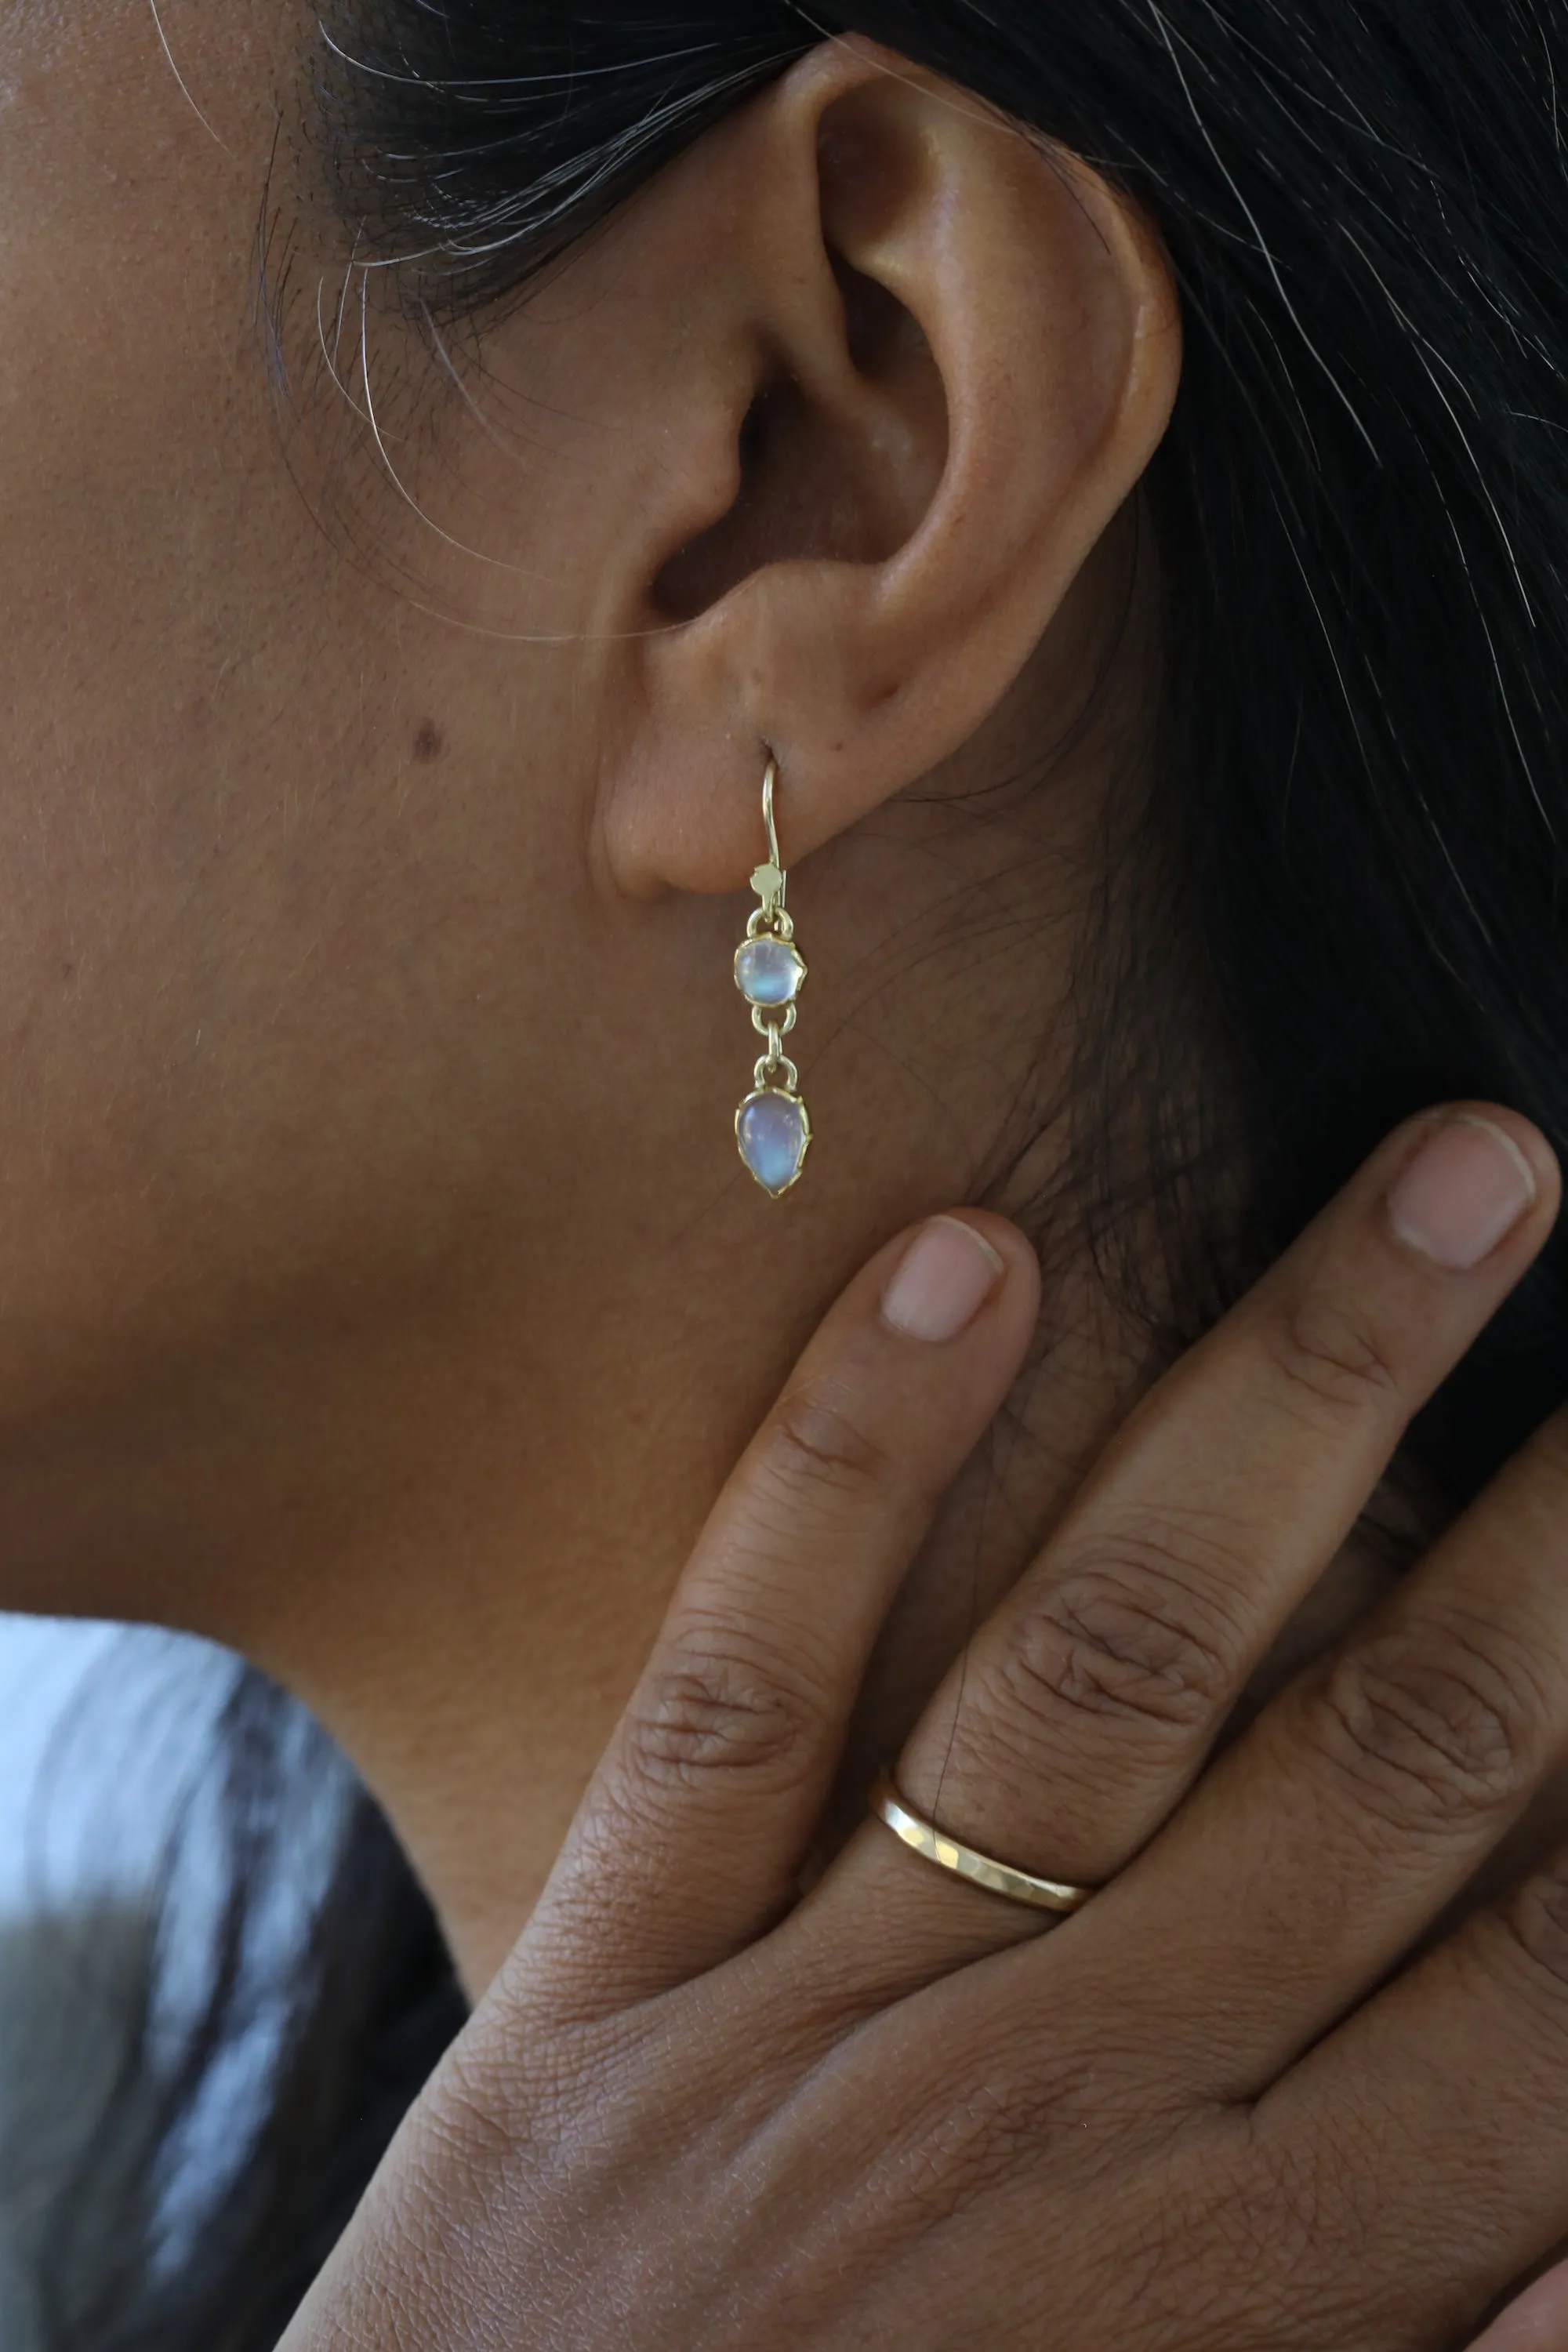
[412,719,443,764]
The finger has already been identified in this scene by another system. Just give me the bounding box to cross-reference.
[519,1210,1040,2014]
[1046,1392,1568,2097]
[1254,1837,1568,2346]
[1469,2261,1568,2350]
[797,1108,1557,1994]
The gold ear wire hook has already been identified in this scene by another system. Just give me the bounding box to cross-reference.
[763,757,783,887]
[751,757,786,915]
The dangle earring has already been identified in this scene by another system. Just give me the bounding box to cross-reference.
[734,757,811,1196]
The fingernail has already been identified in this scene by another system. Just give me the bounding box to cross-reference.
[880,1215,1006,1342]
[1387,1116,1538,1271]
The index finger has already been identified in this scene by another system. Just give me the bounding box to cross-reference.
[517,1209,1040,2016]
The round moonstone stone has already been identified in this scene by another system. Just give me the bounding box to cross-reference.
[737,1088,811,1196]
[735,936,806,1008]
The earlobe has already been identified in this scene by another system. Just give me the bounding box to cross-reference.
[604,37,1181,901]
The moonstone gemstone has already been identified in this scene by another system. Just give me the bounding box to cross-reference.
[735,936,807,1008]
[736,1088,811,1196]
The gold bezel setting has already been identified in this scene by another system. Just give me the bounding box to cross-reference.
[735,1086,812,1198]
[733,935,808,1009]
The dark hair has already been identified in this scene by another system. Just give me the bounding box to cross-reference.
[44,0,1568,2339]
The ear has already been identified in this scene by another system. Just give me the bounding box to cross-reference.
[593,36,1181,898]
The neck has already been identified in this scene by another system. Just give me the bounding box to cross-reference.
[260,1236,1139,1996]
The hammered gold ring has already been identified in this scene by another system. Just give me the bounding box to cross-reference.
[869,1771,1098,1915]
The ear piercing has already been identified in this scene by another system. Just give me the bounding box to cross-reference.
[734,758,811,1196]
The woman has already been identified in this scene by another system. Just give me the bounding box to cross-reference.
[10,0,1568,2342]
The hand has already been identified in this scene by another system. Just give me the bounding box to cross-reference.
[282,1107,1568,2350]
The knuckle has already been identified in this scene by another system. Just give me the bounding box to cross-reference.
[895,2078,1040,2219]
[422,2042,535,2176]
[1309,1621,1544,1828]
[622,1622,818,1798]
[889,2059,1131,2220]
[991,1552,1238,1750]
[758,1381,891,1509]
[1167,2125,1363,2338]
[1262,1286,1403,1423]
[1497,1850,1568,1998]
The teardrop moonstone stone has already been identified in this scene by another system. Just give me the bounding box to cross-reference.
[735,936,806,1007]
[736,1088,811,1196]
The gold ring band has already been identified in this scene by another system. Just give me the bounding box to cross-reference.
[869,1771,1096,1915]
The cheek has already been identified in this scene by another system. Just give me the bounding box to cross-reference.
[0,9,512,1379]
[0,15,297,1037]
[0,2,628,1421]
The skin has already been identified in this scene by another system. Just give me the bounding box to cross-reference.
[0,5,1177,1987]
[281,1120,1568,2351]
[7,4,1568,2345]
